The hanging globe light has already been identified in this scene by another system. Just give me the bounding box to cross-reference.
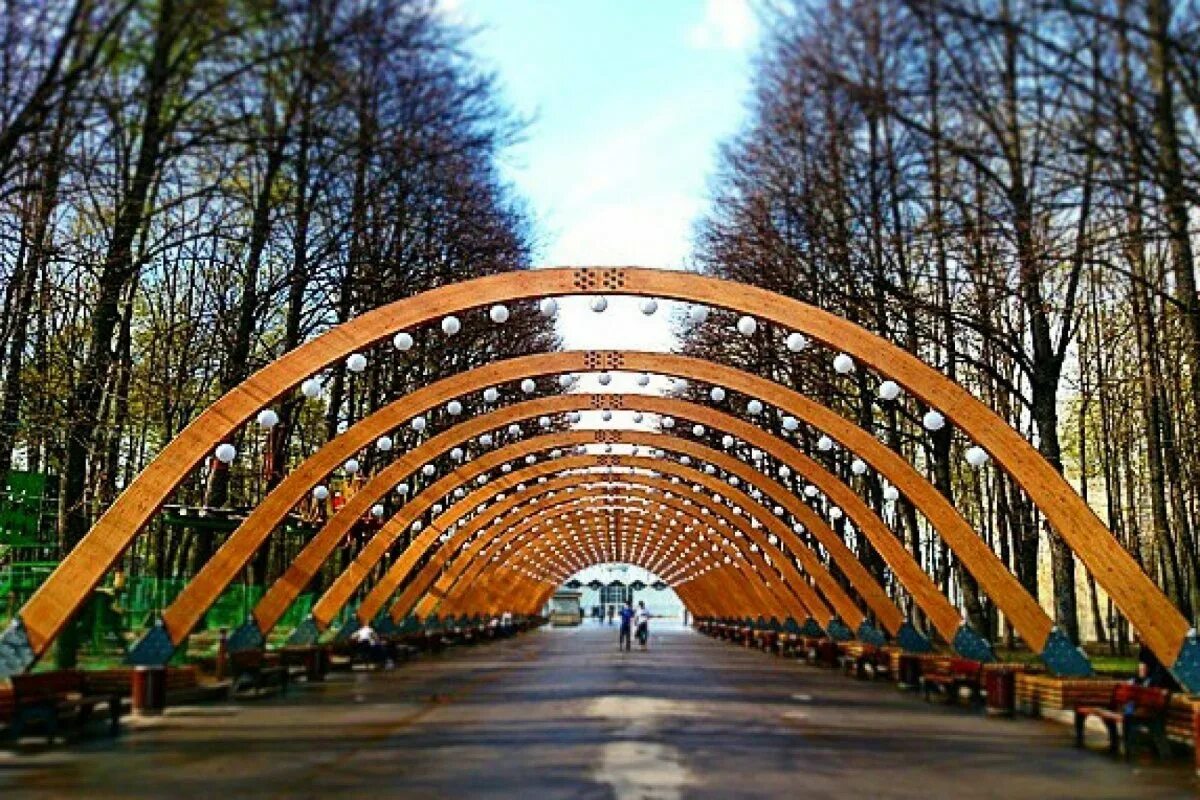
[639,298,658,315]
[923,410,946,431]
[637,373,651,387]
[539,416,551,428]
[446,400,463,416]
[395,482,409,496]
[689,305,709,325]
[786,332,808,352]
[300,378,322,399]
[393,332,414,351]
[410,415,427,432]
[851,458,867,475]
[376,435,393,452]
[507,423,521,436]
[878,380,901,401]
[601,410,613,422]
[590,296,608,313]
[736,315,758,336]
[480,433,494,447]
[598,372,612,386]
[521,378,536,394]
[965,446,990,468]
[371,504,385,518]
[441,315,461,335]
[483,387,499,404]
[450,447,464,462]
[883,485,900,502]
[567,412,581,424]
[558,374,574,389]
[829,506,843,521]
[343,458,360,475]
[779,465,792,478]
[421,464,436,477]
[803,485,819,498]
[692,424,706,437]
[489,304,510,324]
[214,443,237,464]
[710,387,726,403]
[817,435,834,451]
[312,485,330,501]
[256,409,279,428]
[832,353,854,374]
[346,353,367,373]
[661,416,675,429]
[539,297,558,316]
[632,412,644,424]
[746,399,764,415]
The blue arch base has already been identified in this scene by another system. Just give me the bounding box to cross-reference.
[1038,627,1094,676]
[826,618,854,641]
[951,624,996,662]
[227,618,265,653]
[799,618,825,637]
[126,619,175,666]
[1172,631,1200,692]
[0,617,35,678]
[895,621,932,653]
[856,622,887,646]
[287,615,322,645]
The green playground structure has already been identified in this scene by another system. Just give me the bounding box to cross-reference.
[2,470,316,662]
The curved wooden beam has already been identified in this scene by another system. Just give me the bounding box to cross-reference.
[10,268,1180,686]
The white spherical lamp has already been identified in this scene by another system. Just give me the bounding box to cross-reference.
[450,447,464,462]
[736,315,757,336]
[803,485,819,498]
[692,424,706,436]
[343,458,360,475]
[521,378,536,394]
[480,433,493,447]
[923,410,946,431]
[786,332,808,352]
[256,409,279,428]
[489,304,510,324]
[313,485,330,501]
[300,378,321,399]
[441,315,461,335]
[817,435,834,451]
[598,372,612,386]
[746,399,763,415]
[878,380,901,401]
[590,296,608,313]
[539,298,558,316]
[689,305,709,325]
[722,435,734,449]
[393,332,414,351]
[965,446,990,468]
[446,400,462,416]
[883,485,899,502]
[421,464,436,477]
[782,416,799,432]
[410,415,427,432]
[214,443,236,464]
[639,299,658,315]
[710,387,726,403]
[832,353,854,374]
[632,412,644,424]
[637,373,650,387]
[851,458,867,475]
[829,506,843,521]
[395,482,409,496]
[483,387,499,404]
[346,353,367,373]
[371,504,385,518]
[376,435,393,452]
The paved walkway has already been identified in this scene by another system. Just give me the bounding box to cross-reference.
[2,626,1196,798]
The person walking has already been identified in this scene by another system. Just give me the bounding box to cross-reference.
[607,605,615,626]
[634,601,651,650]
[617,600,635,651]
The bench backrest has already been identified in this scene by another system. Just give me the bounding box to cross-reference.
[11,670,86,703]
[949,658,983,678]
[229,649,264,670]
[1111,683,1170,714]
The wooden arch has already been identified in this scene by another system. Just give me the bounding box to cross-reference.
[2,268,1191,689]
[390,479,860,631]
[389,482,843,626]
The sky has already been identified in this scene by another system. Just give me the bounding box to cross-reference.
[444,0,761,352]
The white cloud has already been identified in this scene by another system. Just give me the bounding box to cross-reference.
[687,0,757,51]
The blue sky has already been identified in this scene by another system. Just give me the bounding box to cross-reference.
[447,0,760,352]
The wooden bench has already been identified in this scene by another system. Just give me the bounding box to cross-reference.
[1074,683,1171,760]
[229,650,289,697]
[838,643,878,679]
[920,657,984,704]
[3,671,122,744]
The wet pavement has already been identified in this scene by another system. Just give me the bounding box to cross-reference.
[1,624,1196,799]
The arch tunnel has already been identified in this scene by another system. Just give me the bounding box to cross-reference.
[0,266,1196,696]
